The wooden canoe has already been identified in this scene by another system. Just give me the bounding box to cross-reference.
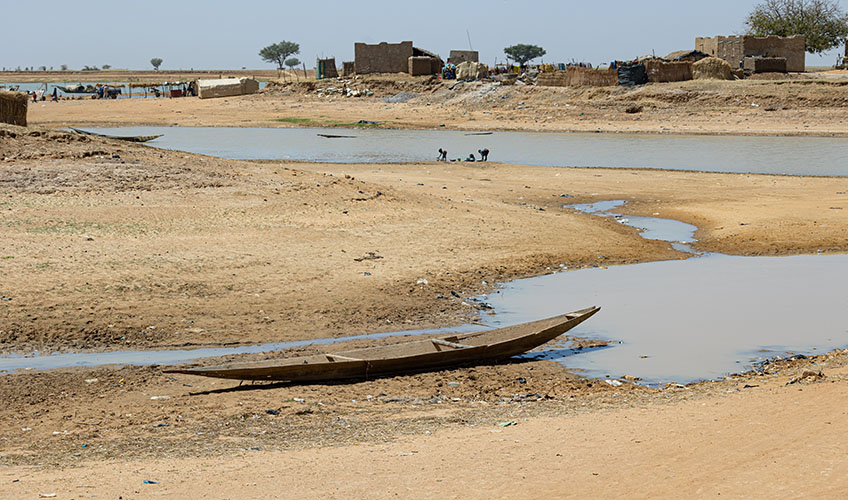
[70,127,163,143]
[164,306,600,382]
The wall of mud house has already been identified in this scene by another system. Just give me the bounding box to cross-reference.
[696,36,744,68]
[0,91,28,126]
[354,41,414,74]
[537,67,619,87]
[744,56,787,73]
[409,56,437,76]
[316,58,338,79]
[696,35,805,72]
[449,50,479,64]
[568,66,618,86]
[644,60,693,83]
[743,35,804,72]
[341,61,355,76]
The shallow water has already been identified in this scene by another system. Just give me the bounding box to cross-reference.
[88,125,848,176]
[496,253,848,384]
[1,81,267,99]
[0,324,487,373]
[566,200,698,253]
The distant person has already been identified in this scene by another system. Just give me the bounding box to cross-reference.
[51,87,58,101]
[31,91,38,103]
[438,148,447,161]
[466,153,476,162]
[478,148,489,161]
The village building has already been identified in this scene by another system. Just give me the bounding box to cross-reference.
[0,90,27,126]
[695,35,805,72]
[354,41,442,75]
[448,50,479,65]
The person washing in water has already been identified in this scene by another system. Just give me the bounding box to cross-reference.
[437,148,448,161]
[478,148,489,161]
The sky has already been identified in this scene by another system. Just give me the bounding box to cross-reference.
[2,0,846,71]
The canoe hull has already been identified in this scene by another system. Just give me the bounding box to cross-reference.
[70,127,162,143]
[165,307,600,383]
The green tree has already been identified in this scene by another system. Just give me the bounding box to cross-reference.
[259,41,300,70]
[60,64,68,71]
[150,58,163,70]
[746,0,848,53]
[503,44,546,68]
[285,57,301,69]
[102,64,111,70]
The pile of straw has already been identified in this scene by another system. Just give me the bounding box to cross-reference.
[0,91,28,127]
[692,57,732,80]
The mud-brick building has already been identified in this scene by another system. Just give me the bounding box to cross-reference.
[448,50,479,65]
[354,41,442,75]
[695,35,805,72]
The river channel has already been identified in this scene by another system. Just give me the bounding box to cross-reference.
[2,130,847,384]
[2,199,845,385]
[86,126,848,176]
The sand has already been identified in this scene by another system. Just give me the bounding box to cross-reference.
[2,73,848,498]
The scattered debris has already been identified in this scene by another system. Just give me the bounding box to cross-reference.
[354,252,383,262]
[384,91,419,103]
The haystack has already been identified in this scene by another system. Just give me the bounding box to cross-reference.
[456,61,488,80]
[692,57,732,80]
[0,91,28,127]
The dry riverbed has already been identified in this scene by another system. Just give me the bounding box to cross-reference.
[2,79,848,498]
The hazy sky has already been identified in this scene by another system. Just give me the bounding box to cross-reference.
[2,0,846,71]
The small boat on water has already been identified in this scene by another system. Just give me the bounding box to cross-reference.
[165,306,600,382]
[317,133,356,138]
[70,127,163,143]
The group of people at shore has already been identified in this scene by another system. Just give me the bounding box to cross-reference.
[438,148,489,162]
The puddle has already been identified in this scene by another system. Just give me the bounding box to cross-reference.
[85,126,848,176]
[566,200,698,253]
[494,253,848,385]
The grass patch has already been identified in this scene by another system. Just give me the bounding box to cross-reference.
[272,117,313,124]
[25,219,152,236]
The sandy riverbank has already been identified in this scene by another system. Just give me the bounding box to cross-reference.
[1,351,846,499]
[2,73,848,498]
[20,73,848,137]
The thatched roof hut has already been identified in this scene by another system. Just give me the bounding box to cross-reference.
[0,91,28,127]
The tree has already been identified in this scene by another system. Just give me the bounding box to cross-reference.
[102,64,111,70]
[259,41,300,70]
[746,0,848,53]
[503,44,546,68]
[150,58,163,70]
[60,64,68,71]
[285,57,301,70]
